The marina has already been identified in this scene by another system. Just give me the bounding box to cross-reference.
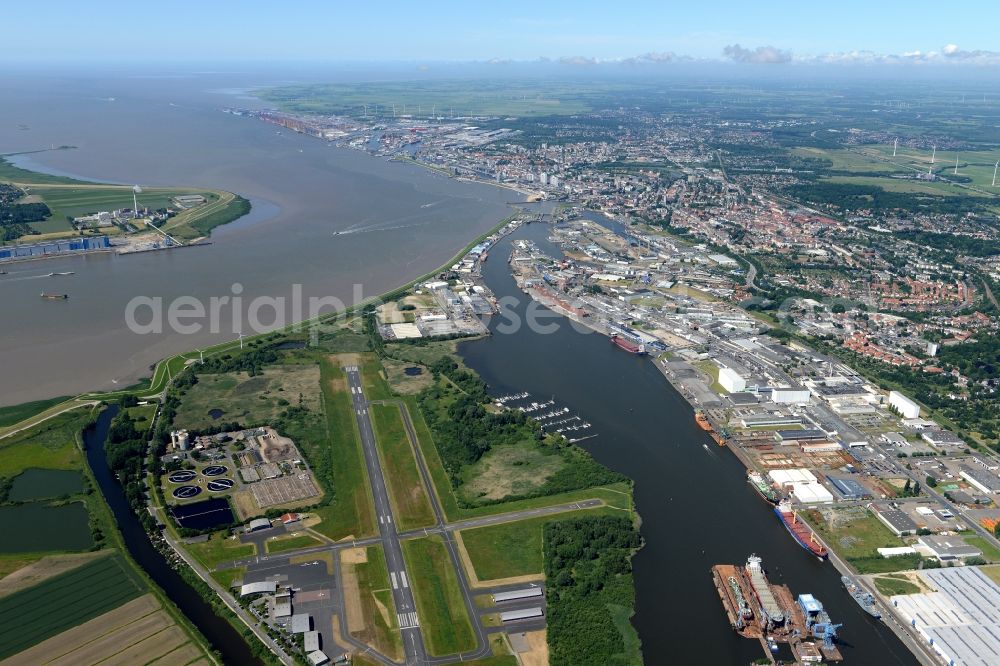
[493,391,596,442]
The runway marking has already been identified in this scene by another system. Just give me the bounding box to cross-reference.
[398,611,419,628]
[400,571,409,588]
[391,572,399,589]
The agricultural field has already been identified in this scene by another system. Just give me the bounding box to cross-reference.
[400,535,476,657]
[0,553,147,659]
[370,403,435,531]
[172,364,320,431]
[260,80,604,118]
[341,546,403,662]
[1,592,209,665]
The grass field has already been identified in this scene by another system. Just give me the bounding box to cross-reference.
[0,396,71,429]
[459,516,547,580]
[211,566,246,590]
[343,546,403,662]
[184,532,255,570]
[370,404,435,531]
[981,565,1000,587]
[172,364,320,431]
[310,358,376,540]
[0,553,145,659]
[873,576,921,596]
[458,442,566,503]
[404,396,633,522]
[0,409,91,477]
[265,532,322,555]
[804,508,910,573]
[400,535,476,657]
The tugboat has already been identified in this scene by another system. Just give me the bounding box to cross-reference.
[842,576,881,619]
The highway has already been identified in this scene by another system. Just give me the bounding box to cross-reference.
[344,365,430,665]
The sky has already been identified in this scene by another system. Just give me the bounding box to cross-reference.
[5,1,1000,66]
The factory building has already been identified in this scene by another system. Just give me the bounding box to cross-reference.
[869,502,918,536]
[771,386,811,404]
[717,366,746,393]
[888,391,921,419]
[0,235,110,262]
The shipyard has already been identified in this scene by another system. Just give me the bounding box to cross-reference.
[713,554,842,665]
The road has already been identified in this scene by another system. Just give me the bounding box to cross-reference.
[344,365,430,666]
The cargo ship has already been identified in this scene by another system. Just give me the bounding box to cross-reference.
[775,500,828,559]
[610,334,646,355]
[41,293,69,300]
[841,576,881,619]
[748,471,780,504]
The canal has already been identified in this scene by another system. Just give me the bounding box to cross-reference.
[459,222,918,665]
[83,405,263,665]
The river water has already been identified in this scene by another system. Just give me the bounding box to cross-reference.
[0,72,515,405]
[459,223,918,665]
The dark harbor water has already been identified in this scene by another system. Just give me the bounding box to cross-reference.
[83,405,261,665]
[459,223,918,665]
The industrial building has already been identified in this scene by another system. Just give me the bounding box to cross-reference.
[959,465,1000,494]
[889,567,1000,666]
[869,503,918,536]
[0,235,110,262]
[917,535,981,562]
[887,391,921,419]
[500,608,544,623]
[493,587,544,603]
[718,366,746,393]
[827,476,870,501]
[240,581,277,597]
[741,414,803,429]
[771,386,811,404]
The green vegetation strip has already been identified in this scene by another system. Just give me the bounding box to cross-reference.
[0,396,71,429]
[370,404,435,531]
[873,576,920,597]
[185,532,255,570]
[400,535,476,657]
[353,545,403,661]
[308,359,377,540]
[0,553,145,659]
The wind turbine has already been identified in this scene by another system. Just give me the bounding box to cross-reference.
[993,161,999,187]
[132,185,142,219]
[954,154,959,175]
[237,331,245,349]
[892,138,898,157]
[195,348,204,363]
[931,145,936,165]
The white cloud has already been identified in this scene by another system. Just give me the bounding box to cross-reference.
[723,44,792,64]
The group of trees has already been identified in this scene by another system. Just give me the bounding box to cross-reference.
[104,408,158,533]
[544,516,642,665]
[784,180,992,216]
